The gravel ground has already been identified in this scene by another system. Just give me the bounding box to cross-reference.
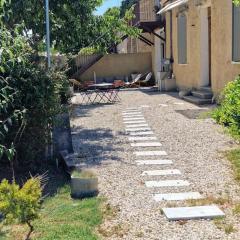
[71,89,240,240]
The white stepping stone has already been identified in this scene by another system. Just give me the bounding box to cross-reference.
[122,112,142,115]
[122,110,140,113]
[126,124,149,128]
[128,136,157,141]
[130,131,154,136]
[140,105,150,108]
[123,117,145,121]
[124,120,147,124]
[142,169,181,176]
[159,104,168,107]
[134,151,167,156]
[136,160,173,165]
[123,114,143,118]
[162,205,225,221]
[173,102,184,105]
[145,180,190,188]
[126,127,151,132]
[131,142,162,147]
[154,192,203,202]
[126,107,139,110]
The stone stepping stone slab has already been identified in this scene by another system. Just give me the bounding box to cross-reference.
[122,112,142,115]
[122,110,141,113]
[162,205,225,221]
[126,107,139,110]
[126,127,151,132]
[131,142,162,147]
[134,151,167,156]
[153,192,203,202]
[129,136,157,141]
[130,131,154,136]
[173,102,184,105]
[136,160,173,165]
[142,169,181,176]
[123,117,145,121]
[159,104,168,107]
[126,124,149,128]
[145,180,190,188]
[124,121,147,124]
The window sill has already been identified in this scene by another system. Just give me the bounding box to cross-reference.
[231,61,240,65]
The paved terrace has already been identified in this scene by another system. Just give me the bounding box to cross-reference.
[71,90,240,240]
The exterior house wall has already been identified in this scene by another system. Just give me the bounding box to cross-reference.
[79,53,152,81]
[117,33,153,54]
[163,0,240,94]
[211,0,240,93]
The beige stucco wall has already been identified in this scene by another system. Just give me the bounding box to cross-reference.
[79,53,152,81]
[164,0,240,94]
[211,0,240,93]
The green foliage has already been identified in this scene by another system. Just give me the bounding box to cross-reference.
[120,0,138,17]
[0,177,42,224]
[0,0,103,53]
[79,46,102,55]
[0,26,69,168]
[212,76,240,140]
[233,0,240,6]
[87,6,140,53]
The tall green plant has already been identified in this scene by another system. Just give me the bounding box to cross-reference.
[0,26,69,171]
[213,76,240,140]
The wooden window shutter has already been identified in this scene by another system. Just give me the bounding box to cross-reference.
[233,5,240,62]
[178,13,187,64]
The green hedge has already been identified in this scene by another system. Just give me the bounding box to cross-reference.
[213,75,240,140]
[0,26,69,169]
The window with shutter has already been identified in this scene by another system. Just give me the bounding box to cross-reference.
[178,13,187,64]
[233,5,240,62]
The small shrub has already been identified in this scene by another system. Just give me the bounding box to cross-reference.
[0,176,44,240]
[212,76,240,140]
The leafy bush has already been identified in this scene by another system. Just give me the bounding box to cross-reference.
[0,176,43,239]
[79,46,102,55]
[0,26,70,170]
[213,76,240,139]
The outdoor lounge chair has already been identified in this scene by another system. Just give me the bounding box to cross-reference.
[138,72,152,87]
[124,74,142,88]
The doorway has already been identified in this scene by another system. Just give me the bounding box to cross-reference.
[200,7,212,87]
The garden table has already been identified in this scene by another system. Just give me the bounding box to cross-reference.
[80,83,120,104]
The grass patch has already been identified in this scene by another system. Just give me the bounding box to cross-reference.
[224,148,240,181]
[233,203,240,215]
[0,170,105,240]
[214,218,236,234]
[187,195,231,207]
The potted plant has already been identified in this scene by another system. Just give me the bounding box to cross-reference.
[70,169,98,199]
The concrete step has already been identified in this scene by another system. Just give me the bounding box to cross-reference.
[192,90,213,99]
[199,86,212,92]
[183,95,212,105]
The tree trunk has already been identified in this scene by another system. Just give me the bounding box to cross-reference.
[25,222,34,240]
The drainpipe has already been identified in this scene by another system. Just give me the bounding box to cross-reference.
[169,0,174,79]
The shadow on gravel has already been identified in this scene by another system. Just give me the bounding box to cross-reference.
[175,108,212,119]
[71,126,126,166]
[71,102,120,119]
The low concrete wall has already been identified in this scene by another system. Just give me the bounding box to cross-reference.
[79,52,152,81]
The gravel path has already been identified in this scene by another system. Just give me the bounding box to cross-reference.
[71,90,240,240]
